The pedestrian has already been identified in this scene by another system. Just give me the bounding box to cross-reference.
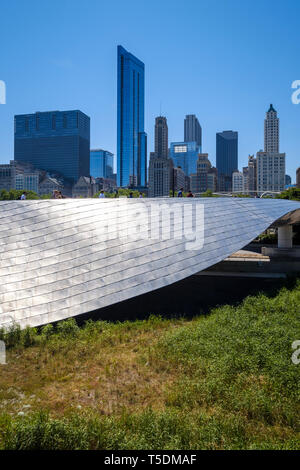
[187,191,194,198]
[139,192,143,198]
[99,190,105,198]
[20,191,27,200]
[177,188,183,197]
[128,192,133,198]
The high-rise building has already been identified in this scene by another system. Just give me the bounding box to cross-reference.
[285,174,292,187]
[248,155,257,193]
[155,116,168,158]
[257,105,285,193]
[216,131,238,191]
[297,168,300,188]
[256,152,285,193]
[264,104,279,153]
[232,171,244,193]
[148,116,173,197]
[117,45,147,188]
[190,154,211,193]
[90,149,114,179]
[14,110,90,182]
[184,114,202,149]
[173,166,186,192]
[169,141,200,176]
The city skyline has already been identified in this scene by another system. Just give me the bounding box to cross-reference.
[0,0,300,181]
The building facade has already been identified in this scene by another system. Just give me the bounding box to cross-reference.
[14,110,90,183]
[148,116,174,197]
[90,149,114,179]
[285,174,292,187]
[184,114,202,149]
[232,171,244,193]
[148,152,173,197]
[256,152,285,193]
[264,104,279,153]
[216,131,238,192]
[72,176,98,198]
[117,45,147,188]
[173,166,186,192]
[0,160,41,193]
[297,168,300,188]
[169,141,200,176]
[257,105,285,193]
[190,153,211,193]
[39,177,63,196]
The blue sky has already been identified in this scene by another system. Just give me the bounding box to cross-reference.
[0,0,299,180]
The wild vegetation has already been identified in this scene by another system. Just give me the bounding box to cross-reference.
[0,279,299,450]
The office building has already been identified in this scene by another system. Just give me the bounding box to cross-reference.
[14,110,90,182]
[264,104,279,153]
[117,45,147,188]
[216,131,238,192]
[90,149,114,179]
[297,168,300,188]
[232,171,244,193]
[184,114,202,149]
[0,160,40,192]
[173,166,186,192]
[155,116,168,158]
[170,141,200,176]
[257,105,285,193]
[256,152,285,192]
[190,153,211,193]
[148,116,174,197]
[285,175,292,187]
[148,152,173,197]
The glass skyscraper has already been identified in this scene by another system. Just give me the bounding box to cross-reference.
[117,45,147,188]
[14,110,90,182]
[184,114,202,150]
[169,141,200,176]
[90,149,114,179]
[216,131,238,191]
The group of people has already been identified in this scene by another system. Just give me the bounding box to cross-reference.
[177,188,194,198]
[52,190,65,199]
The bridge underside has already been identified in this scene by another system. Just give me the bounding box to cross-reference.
[1,198,300,329]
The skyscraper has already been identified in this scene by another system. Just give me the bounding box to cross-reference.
[184,114,202,150]
[257,105,285,193]
[169,141,200,176]
[148,116,173,197]
[216,131,238,191]
[117,45,147,188]
[14,110,90,182]
[155,116,168,158]
[264,104,279,153]
[90,149,114,179]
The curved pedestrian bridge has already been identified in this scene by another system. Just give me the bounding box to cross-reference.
[0,198,299,329]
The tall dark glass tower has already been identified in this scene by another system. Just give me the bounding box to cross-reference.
[117,45,147,188]
[14,110,90,182]
[184,114,202,150]
[216,131,238,191]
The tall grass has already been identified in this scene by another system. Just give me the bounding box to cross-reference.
[0,282,299,449]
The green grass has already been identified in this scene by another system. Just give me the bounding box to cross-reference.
[0,281,300,450]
